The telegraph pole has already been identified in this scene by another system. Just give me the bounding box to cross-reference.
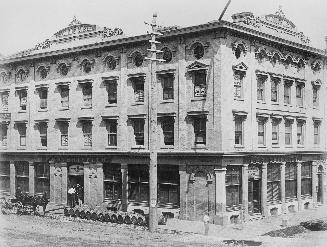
[145,13,165,232]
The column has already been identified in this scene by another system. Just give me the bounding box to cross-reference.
[261,162,268,217]
[312,161,318,208]
[214,168,228,225]
[84,162,103,207]
[83,162,91,206]
[96,163,104,205]
[297,162,302,211]
[49,161,55,203]
[10,161,15,197]
[28,161,35,196]
[280,162,286,213]
[61,163,68,205]
[121,163,128,212]
[322,164,327,205]
[179,164,187,219]
[242,164,249,221]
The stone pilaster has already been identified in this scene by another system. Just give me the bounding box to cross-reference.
[261,163,268,217]
[10,161,15,197]
[179,164,187,219]
[49,161,55,203]
[84,162,103,207]
[297,162,302,211]
[121,163,128,212]
[312,161,318,208]
[214,168,228,225]
[322,164,327,205]
[280,162,286,213]
[242,164,249,221]
[51,162,67,205]
[97,163,104,205]
[28,161,35,196]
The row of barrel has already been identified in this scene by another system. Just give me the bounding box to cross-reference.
[64,206,148,226]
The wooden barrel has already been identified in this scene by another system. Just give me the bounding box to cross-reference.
[98,213,105,222]
[117,214,124,224]
[111,213,118,223]
[104,213,111,222]
[64,208,69,216]
[74,209,80,218]
[91,211,98,221]
[85,210,92,220]
[137,217,144,226]
[124,215,132,224]
[69,208,75,217]
[131,216,138,225]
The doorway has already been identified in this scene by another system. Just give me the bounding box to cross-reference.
[248,178,261,215]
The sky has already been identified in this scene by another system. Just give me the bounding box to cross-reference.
[0,0,326,56]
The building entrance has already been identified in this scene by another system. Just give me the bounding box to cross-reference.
[248,165,261,215]
[67,164,84,206]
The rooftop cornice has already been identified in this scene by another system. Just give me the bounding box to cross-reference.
[1,19,326,65]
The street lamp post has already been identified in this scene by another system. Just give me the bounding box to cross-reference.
[145,13,165,232]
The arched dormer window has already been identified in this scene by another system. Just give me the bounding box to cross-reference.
[255,48,267,62]
[0,72,8,83]
[132,52,144,67]
[232,41,247,59]
[297,59,305,71]
[271,52,282,66]
[161,47,173,63]
[193,42,205,59]
[104,56,117,70]
[284,56,293,69]
[311,60,322,73]
[81,59,93,73]
[16,69,27,82]
[37,66,49,80]
[58,63,69,76]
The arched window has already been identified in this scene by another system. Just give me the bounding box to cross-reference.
[58,63,69,76]
[38,66,48,80]
[0,72,7,83]
[81,59,92,73]
[16,69,26,82]
[193,43,204,59]
[105,56,117,70]
[162,47,172,63]
[133,52,144,67]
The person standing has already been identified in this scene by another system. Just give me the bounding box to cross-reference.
[203,213,210,236]
[76,184,83,207]
[67,186,76,208]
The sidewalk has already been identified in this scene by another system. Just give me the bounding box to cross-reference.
[159,205,327,240]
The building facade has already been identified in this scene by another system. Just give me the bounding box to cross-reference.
[0,10,327,224]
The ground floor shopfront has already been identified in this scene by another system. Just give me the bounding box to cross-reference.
[0,152,326,225]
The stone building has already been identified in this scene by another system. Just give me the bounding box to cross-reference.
[0,9,327,224]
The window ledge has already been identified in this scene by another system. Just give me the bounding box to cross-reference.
[105,146,118,150]
[37,147,47,150]
[38,108,48,112]
[234,98,244,101]
[59,107,69,111]
[161,99,174,104]
[82,147,92,150]
[58,147,69,150]
[18,110,27,113]
[191,97,206,102]
[131,102,145,106]
[81,106,92,110]
[313,106,319,110]
[297,145,305,148]
[257,101,266,104]
[0,147,8,150]
[160,146,174,149]
[192,144,207,150]
[131,145,145,150]
[17,147,26,150]
[234,145,244,149]
[105,104,117,108]
[257,145,267,148]
[285,145,293,148]
[284,104,292,107]
[271,102,279,105]
[272,145,280,148]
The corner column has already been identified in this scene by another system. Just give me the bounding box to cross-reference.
[242,164,249,221]
[214,168,228,225]
[28,161,35,196]
[261,162,268,217]
[121,163,128,212]
[297,161,302,211]
[10,161,15,197]
[280,162,286,213]
[312,161,318,208]
[179,164,187,219]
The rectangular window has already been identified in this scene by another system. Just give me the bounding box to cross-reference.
[128,164,149,202]
[272,120,279,145]
[106,120,117,146]
[39,122,47,147]
[257,74,266,101]
[234,118,243,145]
[103,164,121,200]
[314,122,320,145]
[0,162,10,193]
[285,121,292,145]
[0,92,9,111]
[194,117,206,145]
[82,122,92,147]
[60,86,69,108]
[39,88,48,109]
[15,162,29,193]
[133,78,144,102]
[271,78,279,102]
[0,124,8,147]
[285,163,297,198]
[107,81,117,104]
[158,165,179,205]
[59,122,68,146]
[296,84,304,107]
[133,119,144,146]
[225,166,241,207]
[284,82,291,104]
[18,124,27,146]
[267,164,281,202]
[301,163,312,196]
[194,71,206,97]
[161,75,174,100]
[258,120,265,145]
[161,117,174,146]
[297,122,304,145]
[35,163,50,196]
[313,87,319,107]
[233,71,244,99]
[82,84,92,107]
[18,90,27,111]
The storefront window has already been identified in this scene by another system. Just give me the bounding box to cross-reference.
[15,162,29,193]
[267,164,281,202]
[225,166,241,207]
[158,165,179,205]
[35,163,50,196]
[128,164,149,202]
[301,163,312,196]
[103,163,121,200]
[285,163,297,198]
[0,162,10,193]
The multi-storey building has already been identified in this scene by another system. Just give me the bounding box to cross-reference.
[0,9,327,225]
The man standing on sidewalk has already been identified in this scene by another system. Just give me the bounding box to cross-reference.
[67,186,76,208]
[203,213,210,235]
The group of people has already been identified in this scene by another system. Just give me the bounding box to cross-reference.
[67,184,83,208]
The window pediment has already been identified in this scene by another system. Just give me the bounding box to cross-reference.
[187,61,209,72]
[232,62,248,72]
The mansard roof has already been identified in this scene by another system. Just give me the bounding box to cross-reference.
[5,16,125,60]
[231,7,310,45]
